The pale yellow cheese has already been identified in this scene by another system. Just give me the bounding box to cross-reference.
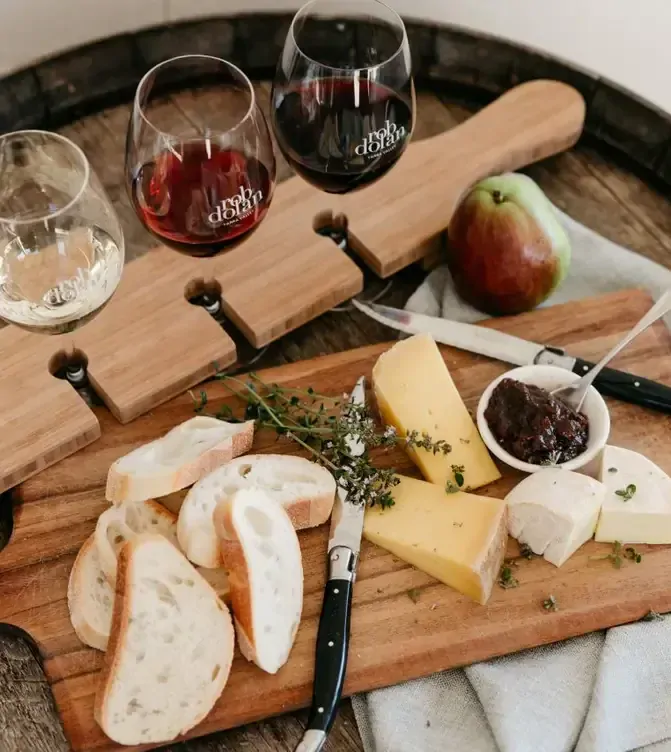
[373,333,501,490]
[364,475,508,604]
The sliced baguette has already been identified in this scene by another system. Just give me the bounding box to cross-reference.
[95,500,179,583]
[214,488,303,674]
[178,454,335,568]
[106,416,255,504]
[67,534,115,651]
[68,530,230,653]
[95,534,235,746]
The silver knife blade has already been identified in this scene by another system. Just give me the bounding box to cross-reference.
[353,299,575,369]
[328,376,366,558]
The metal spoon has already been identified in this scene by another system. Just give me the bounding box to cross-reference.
[551,289,671,411]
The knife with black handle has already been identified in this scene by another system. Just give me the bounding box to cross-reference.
[296,549,355,752]
[571,359,671,414]
[354,298,671,414]
[295,378,367,752]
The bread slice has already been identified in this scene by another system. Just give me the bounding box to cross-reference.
[214,488,303,674]
[106,416,255,504]
[95,534,235,746]
[68,534,115,651]
[68,528,230,652]
[95,500,179,583]
[178,454,335,568]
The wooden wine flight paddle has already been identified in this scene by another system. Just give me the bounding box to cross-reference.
[0,80,585,494]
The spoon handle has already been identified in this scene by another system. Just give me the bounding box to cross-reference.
[573,290,671,412]
[588,290,671,377]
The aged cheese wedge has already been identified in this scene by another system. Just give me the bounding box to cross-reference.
[505,468,606,566]
[363,474,507,604]
[372,333,501,490]
[595,445,671,544]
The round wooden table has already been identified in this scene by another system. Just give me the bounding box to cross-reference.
[1,17,671,752]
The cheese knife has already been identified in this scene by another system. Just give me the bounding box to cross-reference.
[353,300,671,414]
[295,376,367,752]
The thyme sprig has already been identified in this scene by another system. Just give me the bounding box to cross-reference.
[590,540,643,568]
[195,372,451,509]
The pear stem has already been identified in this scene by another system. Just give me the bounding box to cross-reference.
[492,190,505,205]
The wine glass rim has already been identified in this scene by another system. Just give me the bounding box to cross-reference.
[134,54,257,138]
[289,0,409,74]
[0,129,91,227]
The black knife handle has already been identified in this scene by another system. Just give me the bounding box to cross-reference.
[305,547,355,736]
[573,358,671,413]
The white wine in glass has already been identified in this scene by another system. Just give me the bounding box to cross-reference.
[0,130,125,335]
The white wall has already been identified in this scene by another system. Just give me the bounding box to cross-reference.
[1,0,669,114]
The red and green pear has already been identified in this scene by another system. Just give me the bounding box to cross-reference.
[447,173,571,315]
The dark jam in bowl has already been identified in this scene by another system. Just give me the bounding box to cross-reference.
[484,378,589,465]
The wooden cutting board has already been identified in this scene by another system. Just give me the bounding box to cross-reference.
[2,288,669,752]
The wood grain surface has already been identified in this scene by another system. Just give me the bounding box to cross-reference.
[341,80,586,277]
[0,79,583,497]
[0,289,669,752]
[1,82,671,752]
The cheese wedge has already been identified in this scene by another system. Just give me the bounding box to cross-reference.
[372,333,501,490]
[595,445,671,544]
[363,474,507,604]
[505,468,606,566]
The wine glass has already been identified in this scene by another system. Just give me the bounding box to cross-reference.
[0,130,125,335]
[126,55,276,257]
[271,0,415,195]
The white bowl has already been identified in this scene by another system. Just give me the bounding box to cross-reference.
[476,365,610,474]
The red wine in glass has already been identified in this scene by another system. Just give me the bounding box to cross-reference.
[272,78,412,194]
[271,0,415,196]
[126,55,276,258]
[131,141,273,256]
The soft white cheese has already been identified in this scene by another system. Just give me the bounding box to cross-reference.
[595,445,671,544]
[505,468,606,567]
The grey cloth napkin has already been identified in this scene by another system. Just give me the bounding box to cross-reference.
[351,209,671,752]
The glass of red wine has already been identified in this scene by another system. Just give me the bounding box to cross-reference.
[271,0,415,195]
[126,55,276,257]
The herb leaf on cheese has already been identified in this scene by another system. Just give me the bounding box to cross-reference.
[451,465,465,487]
[615,483,637,502]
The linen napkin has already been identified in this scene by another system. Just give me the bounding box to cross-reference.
[351,208,671,752]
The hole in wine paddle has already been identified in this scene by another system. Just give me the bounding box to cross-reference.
[48,347,88,379]
[48,348,100,406]
[184,278,223,317]
[313,209,349,250]
[185,277,272,373]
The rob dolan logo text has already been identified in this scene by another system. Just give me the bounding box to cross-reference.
[208,185,263,226]
[355,121,406,157]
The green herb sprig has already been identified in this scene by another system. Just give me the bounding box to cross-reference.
[407,588,421,604]
[590,541,643,568]
[498,561,519,589]
[542,595,559,612]
[641,610,664,622]
[615,484,637,502]
[194,372,451,509]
